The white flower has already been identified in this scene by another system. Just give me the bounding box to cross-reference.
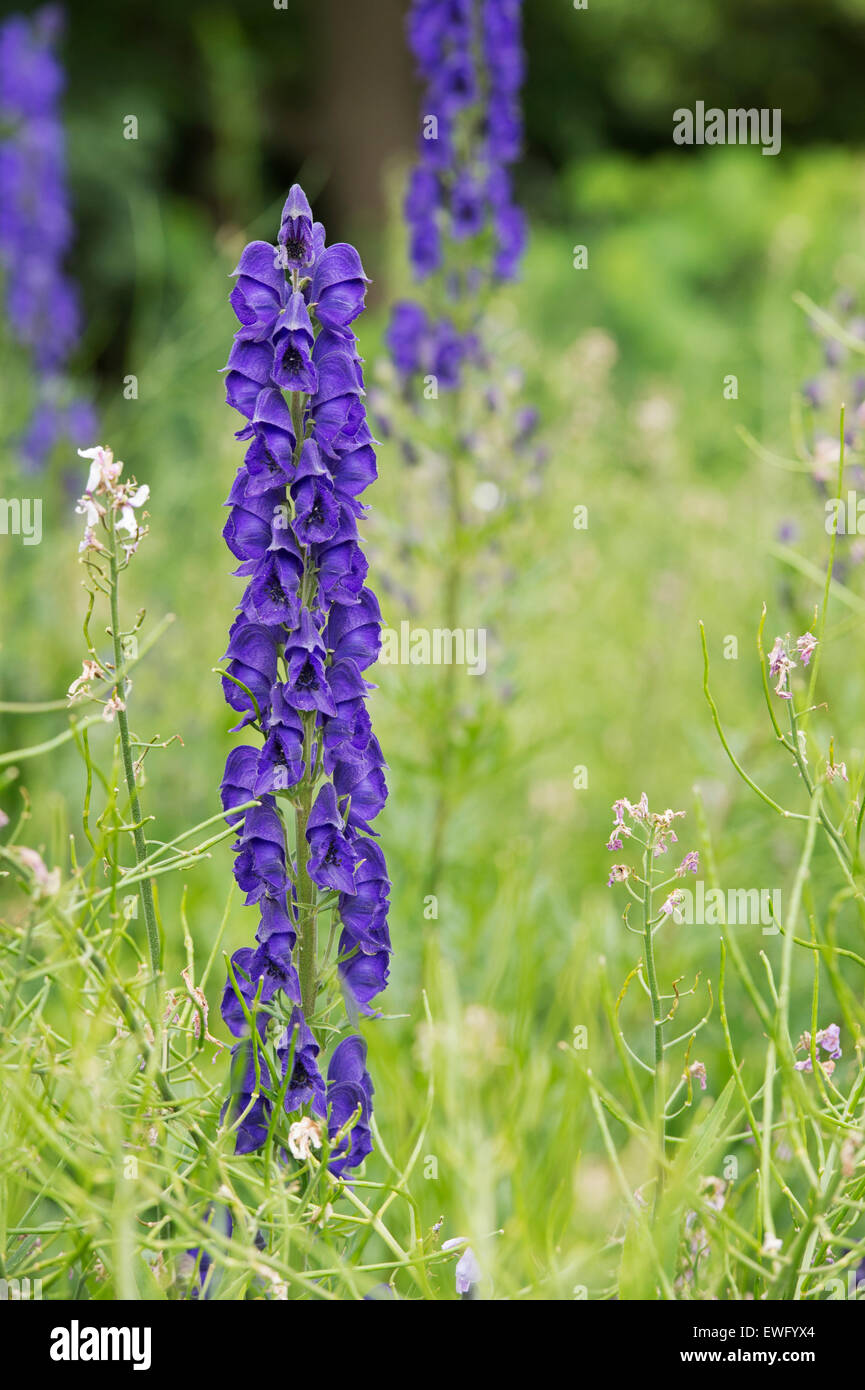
[75,445,149,556]
[78,445,122,493]
[75,496,103,528]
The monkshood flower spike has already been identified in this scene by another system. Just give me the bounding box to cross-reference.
[0,5,96,467]
[387,0,526,391]
[219,185,388,1173]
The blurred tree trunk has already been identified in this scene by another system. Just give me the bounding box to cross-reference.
[318,0,415,296]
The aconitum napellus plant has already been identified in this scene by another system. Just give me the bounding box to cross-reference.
[370,0,541,907]
[219,185,389,1176]
[0,6,95,468]
[386,0,527,390]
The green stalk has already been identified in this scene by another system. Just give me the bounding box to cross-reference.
[288,354,319,1021]
[641,841,666,1217]
[295,713,318,1019]
[107,510,162,987]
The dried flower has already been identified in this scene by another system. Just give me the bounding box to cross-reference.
[688,1060,707,1092]
[287,1116,322,1162]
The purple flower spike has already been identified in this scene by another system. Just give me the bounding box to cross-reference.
[219,185,389,1169]
[386,0,527,392]
[0,6,95,468]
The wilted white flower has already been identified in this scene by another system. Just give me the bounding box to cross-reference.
[102,693,127,723]
[288,1116,322,1162]
[67,658,105,702]
[688,1060,707,1092]
[796,631,818,666]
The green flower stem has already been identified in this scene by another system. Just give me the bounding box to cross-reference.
[295,714,318,1020]
[288,358,320,1022]
[107,511,162,988]
[640,840,667,1217]
[759,786,820,1256]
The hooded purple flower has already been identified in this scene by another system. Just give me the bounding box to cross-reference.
[222,936,301,1038]
[222,620,279,727]
[306,782,359,895]
[225,1040,273,1154]
[230,240,286,339]
[311,243,371,334]
[326,1035,374,1176]
[338,838,391,955]
[333,738,388,834]
[283,609,338,715]
[255,718,305,795]
[232,804,287,901]
[243,548,303,629]
[278,1009,327,1114]
[277,184,315,269]
[326,587,383,669]
[339,935,390,1012]
[291,439,341,545]
[223,338,273,418]
[271,291,317,393]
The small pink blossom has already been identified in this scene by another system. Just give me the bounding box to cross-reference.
[676,851,700,877]
[795,1023,841,1071]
